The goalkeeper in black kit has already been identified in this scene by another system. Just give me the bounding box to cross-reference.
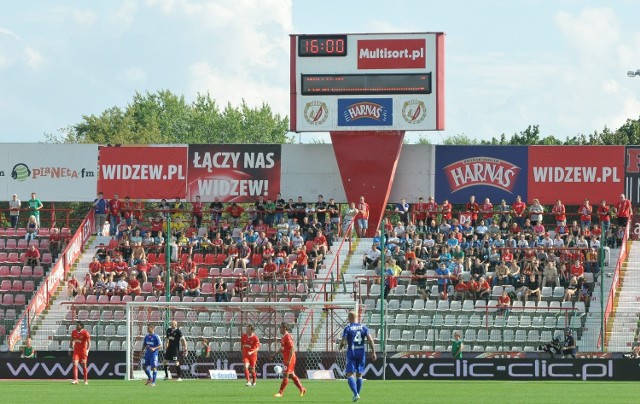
[163,320,188,381]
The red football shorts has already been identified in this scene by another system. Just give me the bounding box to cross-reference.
[73,351,88,362]
[243,355,257,367]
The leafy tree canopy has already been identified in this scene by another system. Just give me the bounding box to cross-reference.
[45,90,292,144]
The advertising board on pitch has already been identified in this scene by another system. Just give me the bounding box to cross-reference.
[435,146,528,204]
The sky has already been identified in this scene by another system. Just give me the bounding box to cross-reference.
[1,0,640,144]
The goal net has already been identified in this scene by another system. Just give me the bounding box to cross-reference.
[125,300,358,380]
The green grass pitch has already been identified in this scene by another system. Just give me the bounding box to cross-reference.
[2,379,640,403]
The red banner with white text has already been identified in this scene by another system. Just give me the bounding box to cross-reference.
[187,144,281,202]
[98,146,188,200]
[527,146,624,204]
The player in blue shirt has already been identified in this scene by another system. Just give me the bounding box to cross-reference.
[339,311,376,402]
[142,325,162,386]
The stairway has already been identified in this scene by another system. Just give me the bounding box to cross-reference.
[29,236,111,351]
[607,242,640,352]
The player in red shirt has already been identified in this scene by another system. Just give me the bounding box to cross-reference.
[241,325,261,386]
[274,322,306,397]
[69,321,91,385]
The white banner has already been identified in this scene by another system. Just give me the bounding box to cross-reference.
[0,144,98,201]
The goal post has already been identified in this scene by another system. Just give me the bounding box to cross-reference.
[125,300,358,381]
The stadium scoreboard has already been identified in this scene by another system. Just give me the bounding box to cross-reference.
[290,32,445,132]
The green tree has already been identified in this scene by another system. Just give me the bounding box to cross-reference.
[45,90,292,144]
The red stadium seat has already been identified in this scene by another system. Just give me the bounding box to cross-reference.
[9,266,21,278]
[215,254,227,266]
[15,228,26,238]
[5,239,17,250]
[146,253,157,264]
[204,254,216,265]
[0,239,5,250]
[6,253,19,264]
[2,294,15,306]
[11,280,23,292]
[157,253,166,263]
[251,254,263,268]
[0,252,7,263]
[41,253,52,265]
[21,266,33,278]
[193,253,204,264]
[0,280,11,293]
[0,266,9,277]
[28,239,39,249]
[18,253,26,264]
[14,294,26,306]
[197,267,209,279]
[17,239,28,250]
[33,266,44,278]
[201,282,213,296]
[142,282,153,295]
[38,228,50,237]
[23,280,34,293]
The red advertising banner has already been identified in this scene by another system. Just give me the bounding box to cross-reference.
[98,146,188,200]
[187,144,281,202]
[357,39,426,69]
[528,146,624,204]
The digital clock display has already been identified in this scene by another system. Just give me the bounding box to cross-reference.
[298,35,347,57]
[301,73,432,95]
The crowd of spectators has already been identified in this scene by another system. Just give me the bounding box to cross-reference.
[365,194,633,307]
[81,192,364,301]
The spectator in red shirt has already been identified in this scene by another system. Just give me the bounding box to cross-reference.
[569,259,584,279]
[578,198,593,230]
[615,193,633,231]
[153,275,165,298]
[313,229,328,255]
[226,203,245,227]
[597,199,611,234]
[477,276,491,301]
[108,193,122,236]
[511,195,527,228]
[497,290,511,314]
[25,245,41,266]
[440,199,452,223]
[185,273,201,297]
[453,279,468,301]
[262,257,278,281]
[128,275,141,296]
[67,274,80,298]
[465,195,480,226]
[552,199,566,226]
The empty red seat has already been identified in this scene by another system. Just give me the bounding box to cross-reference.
[0,252,7,263]
[11,280,23,292]
[215,254,226,266]
[14,294,26,306]
[21,266,33,278]
[33,266,44,278]
[17,239,28,250]
[9,266,21,278]
[147,253,157,264]
[23,281,34,293]
[5,239,17,250]
[142,282,153,294]
[2,294,14,306]
[201,282,213,296]
[193,253,204,264]
[42,253,52,265]
[0,266,10,277]
[204,254,216,265]
[0,280,11,293]
[197,267,209,279]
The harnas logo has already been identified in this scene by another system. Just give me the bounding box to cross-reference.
[444,157,520,192]
[337,98,393,127]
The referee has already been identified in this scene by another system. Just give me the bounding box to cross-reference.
[163,320,188,381]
